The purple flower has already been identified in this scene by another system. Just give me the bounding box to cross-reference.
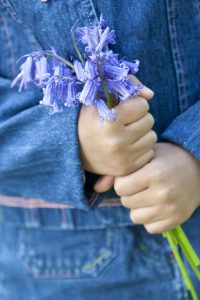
[104,63,129,81]
[40,76,63,114]
[11,56,35,91]
[84,60,98,80]
[53,62,72,77]
[74,61,87,82]
[77,79,99,105]
[99,14,107,30]
[107,80,131,101]
[95,27,116,52]
[11,16,141,122]
[35,56,51,86]
[124,79,143,96]
[122,60,140,74]
[75,18,116,53]
[96,99,116,122]
[64,80,77,107]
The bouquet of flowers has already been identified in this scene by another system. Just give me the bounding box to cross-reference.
[11,15,200,300]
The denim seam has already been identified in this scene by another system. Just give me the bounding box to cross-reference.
[165,0,189,112]
[82,0,93,26]
[195,0,200,16]
[1,0,43,51]
[0,0,22,24]
[0,14,16,77]
[16,227,118,278]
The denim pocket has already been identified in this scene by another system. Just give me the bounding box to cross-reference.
[129,226,175,280]
[16,227,118,279]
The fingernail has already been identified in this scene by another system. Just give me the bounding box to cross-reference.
[140,86,154,99]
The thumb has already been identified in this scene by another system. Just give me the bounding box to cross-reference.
[93,175,115,193]
[129,75,154,100]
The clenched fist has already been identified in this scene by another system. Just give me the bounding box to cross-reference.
[114,143,200,234]
[78,76,156,177]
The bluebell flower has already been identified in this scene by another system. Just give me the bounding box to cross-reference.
[124,78,142,96]
[84,61,98,80]
[95,27,116,52]
[75,18,116,53]
[35,55,51,86]
[11,56,35,91]
[74,61,87,82]
[77,79,99,105]
[11,15,141,122]
[64,80,77,107]
[104,63,129,81]
[96,99,116,122]
[40,76,63,114]
[99,14,107,30]
[122,59,140,74]
[107,80,131,101]
[53,62,72,77]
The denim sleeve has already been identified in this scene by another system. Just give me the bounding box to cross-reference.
[161,100,200,161]
[0,77,92,210]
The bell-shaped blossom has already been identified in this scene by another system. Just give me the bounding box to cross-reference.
[11,56,35,91]
[96,99,116,122]
[124,79,142,96]
[122,60,140,74]
[74,61,87,82]
[53,62,72,78]
[64,80,77,107]
[77,79,99,105]
[107,80,131,101]
[35,56,51,86]
[104,63,129,81]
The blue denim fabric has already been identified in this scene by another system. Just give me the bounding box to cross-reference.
[1,205,200,300]
[0,0,200,299]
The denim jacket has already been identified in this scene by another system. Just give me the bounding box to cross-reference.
[0,0,200,219]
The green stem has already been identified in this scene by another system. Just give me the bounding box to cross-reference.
[95,56,111,105]
[45,52,74,69]
[171,226,200,280]
[163,231,199,300]
[71,29,85,65]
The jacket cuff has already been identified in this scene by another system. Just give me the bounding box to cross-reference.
[161,101,200,161]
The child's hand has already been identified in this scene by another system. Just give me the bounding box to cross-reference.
[114,142,200,234]
[78,76,156,177]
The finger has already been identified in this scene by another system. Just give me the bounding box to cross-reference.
[130,206,165,225]
[130,130,157,155]
[129,75,154,100]
[125,113,155,143]
[93,175,115,193]
[144,219,177,234]
[121,188,156,208]
[116,97,149,126]
[127,148,154,175]
[114,158,152,196]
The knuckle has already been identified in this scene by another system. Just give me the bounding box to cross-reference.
[149,130,157,144]
[146,113,155,129]
[152,169,163,182]
[131,151,152,172]
[121,196,130,208]
[140,98,149,113]
[106,136,122,154]
[130,210,140,224]
[148,149,155,160]
[114,179,124,196]
[144,224,158,234]
[157,186,171,203]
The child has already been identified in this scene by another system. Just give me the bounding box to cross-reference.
[0,0,199,299]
